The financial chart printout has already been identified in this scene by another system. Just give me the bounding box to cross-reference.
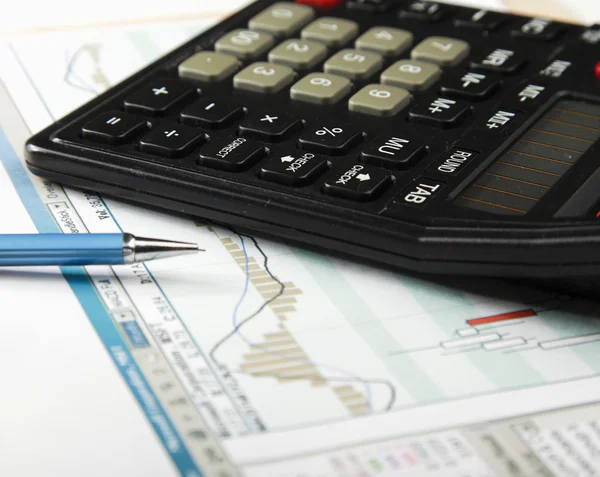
[1,4,600,476]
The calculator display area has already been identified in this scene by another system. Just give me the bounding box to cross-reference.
[455,99,600,216]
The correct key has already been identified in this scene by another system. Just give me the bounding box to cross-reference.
[323,163,392,201]
[198,136,265,171]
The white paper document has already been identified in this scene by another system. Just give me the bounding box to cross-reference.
[1,1,600,476]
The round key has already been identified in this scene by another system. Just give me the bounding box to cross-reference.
[268,39,328,70]
[290,73,352,105]
[248,2,315,37]
[355,27,414,57]
[215,29,275,60]
[411,36,471,67]
[178,52,239,82]
[349,84,412,117]
[324,49,383,81]
[301,17,359,48]
[234,62,295,94]
[381,60,442,91]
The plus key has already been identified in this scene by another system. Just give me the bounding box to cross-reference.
[124,79,198,116]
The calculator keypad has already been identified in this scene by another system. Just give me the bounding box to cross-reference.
[69,0,585,214]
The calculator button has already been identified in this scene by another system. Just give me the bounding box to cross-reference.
[260,151,328,186]
[425,148,479,179]
[411,36,470,67]
[324,49,383,81]
[290,73,352,105]
[346,0,394,12]
[299,123,362,155]
[511,18,566,41]
[361,134,428,170]
[180,99,245,129]
[398,2,451,22]
[479,109,520,134]
[301,17,359,48]
[471,48,527,75]
[409,97,471,128]
[381,60,441,92]
[198,136,265,172]
[453,9,507,31]
[248,2,315,38]
[82,111,148,145]
[503,83,548,110]
[178,52,239,82]
[215,29,275,60]
[389,178,445,208]
[139,123,205,158]
[440,72,500,100]
[233,62,295,93]
[239,111,303,141]
[268,39,328,70]
[355,27,413,57]
[323,164,391,201]
[123,80,197,116]
[348,84,412,117]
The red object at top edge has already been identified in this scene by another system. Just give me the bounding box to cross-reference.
[295,0,345,8]
[595,61,600,79]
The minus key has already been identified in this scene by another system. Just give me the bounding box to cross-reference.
[181,98,245,129]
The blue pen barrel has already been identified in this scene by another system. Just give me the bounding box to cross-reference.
[0,233,125,266]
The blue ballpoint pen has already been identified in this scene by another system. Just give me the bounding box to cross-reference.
[0,233,201,266]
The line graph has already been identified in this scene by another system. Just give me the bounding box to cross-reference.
[208,228,397,416]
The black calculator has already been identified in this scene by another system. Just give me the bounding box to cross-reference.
[25,0,600,279]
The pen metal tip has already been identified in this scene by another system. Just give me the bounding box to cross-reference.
[123,234,204,264]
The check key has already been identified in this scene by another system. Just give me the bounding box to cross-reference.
[323,163,392,201]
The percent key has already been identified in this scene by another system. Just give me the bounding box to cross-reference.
[298,123,363,156]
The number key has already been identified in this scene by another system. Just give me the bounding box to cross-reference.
[268,39,328,70]
[355,27,414,57]
[411,36,470,67]
[248,2,315,38]
[381,60,441,91]
[290,73,352,105]
[301,17,359,48]
[234,62,295,93]
[349,84,412,117]
[215,29,275,60]
[324,49,383,81]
